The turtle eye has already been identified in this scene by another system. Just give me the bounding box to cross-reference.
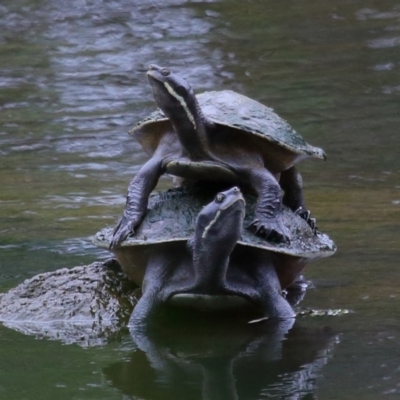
[215,194,225,203]
[161,68,170,76]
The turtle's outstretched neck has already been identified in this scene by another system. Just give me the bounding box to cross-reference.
[147,64,217,163]
[169,108,211,161]
[191,241,232,294]
[189,187,245,294]
[192,99,215,156]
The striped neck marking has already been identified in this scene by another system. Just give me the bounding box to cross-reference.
[201,210,221,239]
[164,81,196,129]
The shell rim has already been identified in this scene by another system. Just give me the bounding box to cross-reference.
[93,229,336,260]
[130,90,326,160]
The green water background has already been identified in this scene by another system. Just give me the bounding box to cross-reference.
[1,0,400,398]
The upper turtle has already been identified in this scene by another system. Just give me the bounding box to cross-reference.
[131,89,325,172]
[110,64,326,248]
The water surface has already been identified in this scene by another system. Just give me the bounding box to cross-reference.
[1,0,400,398]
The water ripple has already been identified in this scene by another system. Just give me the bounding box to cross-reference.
[356,8,400,21]
[48,237,104,257]
[368,36,400,49]
[382,85,400,94]
[0,0,223,165]
[42,193,126,208]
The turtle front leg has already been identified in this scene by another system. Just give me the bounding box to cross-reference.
[243,259,296,319]
[223,262,296,319]
[129,253,179,331]
[243,168,291,244]
[280,166,317,233]
[110,157,165,248]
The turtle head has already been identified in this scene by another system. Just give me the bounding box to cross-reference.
[147,64,198,129]
[147,64,213,160]
[194,187,246,252]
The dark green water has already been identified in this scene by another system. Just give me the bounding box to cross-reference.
[1,0,400,398]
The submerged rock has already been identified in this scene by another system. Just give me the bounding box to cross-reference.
[0,261,139,346]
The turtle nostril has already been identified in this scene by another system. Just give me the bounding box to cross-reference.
[148,64,155,70]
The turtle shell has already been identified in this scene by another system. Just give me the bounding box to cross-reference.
[130,90,326,169]
[94,187,335,260]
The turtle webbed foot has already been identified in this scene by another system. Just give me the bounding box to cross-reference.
[295,207,318,234]
[247,216,291,244]
[109,215,139,249]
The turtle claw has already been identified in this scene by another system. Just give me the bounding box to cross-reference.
[247,217,291,245]
[308,218,317,232]
[109,216,137,249]
[295,207,318,234]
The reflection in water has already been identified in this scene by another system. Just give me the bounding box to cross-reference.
[104,316,339,399]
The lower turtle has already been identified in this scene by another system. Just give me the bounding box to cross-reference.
[110,64,325,247]
[95,186,336,329]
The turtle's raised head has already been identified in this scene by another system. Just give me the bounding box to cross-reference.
[195,187,245,250]
[147,64,214,161]
[147,64,197,127]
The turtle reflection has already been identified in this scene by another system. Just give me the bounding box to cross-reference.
[103,317,339,399]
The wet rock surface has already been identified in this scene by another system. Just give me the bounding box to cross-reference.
[0,261,139,346]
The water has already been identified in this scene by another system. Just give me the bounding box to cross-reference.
[1,0,400,398]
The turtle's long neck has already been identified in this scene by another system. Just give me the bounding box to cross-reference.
[192,238,232,294]
[188,187,245,295]
[170,97,215,162]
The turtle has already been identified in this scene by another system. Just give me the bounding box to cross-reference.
[95,186,336,329]
[110,64,325,248]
